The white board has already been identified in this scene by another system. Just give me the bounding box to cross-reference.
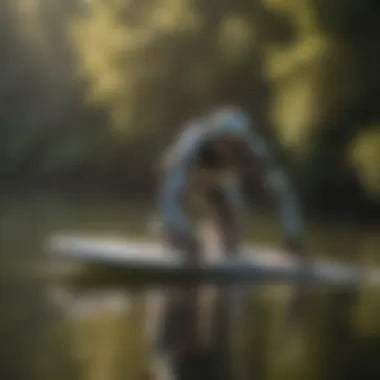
[50,234,293,266]
[48,234,380,286]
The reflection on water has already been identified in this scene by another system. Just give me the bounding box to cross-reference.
[1,193,380,380]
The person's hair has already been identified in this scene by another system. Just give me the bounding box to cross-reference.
[209,104,246,120]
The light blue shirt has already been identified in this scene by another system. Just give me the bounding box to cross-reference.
[159,111,303,242]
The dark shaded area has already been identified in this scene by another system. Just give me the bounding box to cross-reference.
[0,0,378,225]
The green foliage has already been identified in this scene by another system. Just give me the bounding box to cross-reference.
[0,0,379,206]
[348,128,380,200]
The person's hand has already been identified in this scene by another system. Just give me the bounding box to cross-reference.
[224,233,240,258]
[284,238,312,268]
[168,231,201,268]
[284,237,311,288]
[284,238,304,257]
[183,234,202,269]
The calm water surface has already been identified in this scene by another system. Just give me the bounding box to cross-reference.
[2,193,380,380]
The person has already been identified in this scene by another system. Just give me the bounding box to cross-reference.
[150,105,307,379]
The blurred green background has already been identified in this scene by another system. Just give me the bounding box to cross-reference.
[1,0,380,379]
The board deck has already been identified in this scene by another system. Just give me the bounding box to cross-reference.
[50,234,293,266]
[48,234,379,287]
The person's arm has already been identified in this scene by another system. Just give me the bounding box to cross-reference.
[247,134,310,338]
[159,125,203,259]
[213,176,244,256]
[265,168,305,256]
[159,163,201,262]
[247,134,306,258]
[160,164,189,239]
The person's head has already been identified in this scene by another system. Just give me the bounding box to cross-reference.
[208,105,250,136]
[207,105,251,154]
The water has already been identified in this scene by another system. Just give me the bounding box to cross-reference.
[1,193,380,380]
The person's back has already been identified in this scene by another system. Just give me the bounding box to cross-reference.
[159,106,304,252]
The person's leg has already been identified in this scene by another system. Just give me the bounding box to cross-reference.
[147,183,243,379]
[206,176,244,256]
[205,181,251,379]
[146,223,212,380]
